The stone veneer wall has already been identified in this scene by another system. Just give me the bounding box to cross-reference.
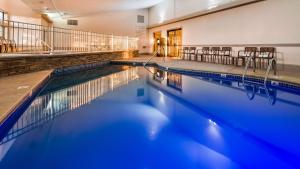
[0,50,138,77]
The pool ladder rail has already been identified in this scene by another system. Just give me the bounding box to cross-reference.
[242,55,277,86]
[242,55,277,105]
[143,45,166,67]
[264,58,277,85]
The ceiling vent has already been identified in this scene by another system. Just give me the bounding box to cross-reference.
[137,15,144,23]
[67,19,78,26]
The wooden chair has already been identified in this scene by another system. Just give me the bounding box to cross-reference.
[197,47,210,62]
[0,37,8,53]
[0,37,17,53]
[236,47,258,70]
[220,47,232,65]
[210,47,220,63]
[8,40,17,52]
[189,47,197,60]
[182,47,190,60]
[257,47,276,74]
[0,38,3,53]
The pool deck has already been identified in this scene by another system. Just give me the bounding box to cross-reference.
[0,70,52,124]
[112,55,300,85]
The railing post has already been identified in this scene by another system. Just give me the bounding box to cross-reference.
[126,36,129,50]
[88,31,91,52]
[111,34,114,51]
[51,26,54,52]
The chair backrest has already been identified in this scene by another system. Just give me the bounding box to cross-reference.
[183,47,189,54]
[202,47,209,51]
[189,47,196,53]
[260,47,275,53]
[221,47,232,51]
[183,47,189,51]
[245,47,257,52]
[260,47,275,58]
[221,47,232,56]
[211,47,220,51]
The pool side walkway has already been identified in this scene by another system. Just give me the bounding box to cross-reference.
[0,70,52,124]
[112,55,300,85]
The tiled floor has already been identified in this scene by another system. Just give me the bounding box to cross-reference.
[0,70,52,123]
[113,55,300,85]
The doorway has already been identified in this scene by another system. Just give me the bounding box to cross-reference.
[153,31,165,57]
[167,28,182,57]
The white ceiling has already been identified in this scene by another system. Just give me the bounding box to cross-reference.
[22,0,164,17]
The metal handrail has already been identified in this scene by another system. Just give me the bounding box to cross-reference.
[143,45,166,66]
[36,39,53,52]
[241,56,277,105]
[242,53,255,84]
[264,58,277,104]
[143,49,159,66]
[264,58,276,86]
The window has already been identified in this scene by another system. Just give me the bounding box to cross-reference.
[67,20,78,26]
[137,15,144,23]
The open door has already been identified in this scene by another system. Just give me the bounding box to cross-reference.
[153,31,165,57]
[167,28,182,57]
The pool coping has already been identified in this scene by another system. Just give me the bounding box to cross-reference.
[0,50,131,59]
[111,60,300,93]
[0,71,52,138]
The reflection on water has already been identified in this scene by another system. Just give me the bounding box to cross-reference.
[194,75,278,105]
[167,72,183,92]
[153,69,165,83]
[0,68,140,145]
[151,67,277,104]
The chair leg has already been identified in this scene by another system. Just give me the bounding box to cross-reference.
[273,60,277,75]
[253,58,256,72]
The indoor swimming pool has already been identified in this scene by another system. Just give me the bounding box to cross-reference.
[0,65,300,169]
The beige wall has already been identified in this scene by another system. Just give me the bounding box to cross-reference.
[148,0,254,26]
[0,0,40,18]
[148,0,300,65]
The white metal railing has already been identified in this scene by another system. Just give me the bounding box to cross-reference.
[0,19,138,54]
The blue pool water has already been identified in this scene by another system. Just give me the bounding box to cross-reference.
[0,65,300,169]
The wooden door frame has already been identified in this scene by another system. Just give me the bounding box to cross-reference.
[167,28,182,57]
[153,31,162,57]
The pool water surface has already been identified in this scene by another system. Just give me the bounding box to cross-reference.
[0,65,300,169]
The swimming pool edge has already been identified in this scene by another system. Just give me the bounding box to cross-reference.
[110,60,300,93]
[0,70,53,138]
